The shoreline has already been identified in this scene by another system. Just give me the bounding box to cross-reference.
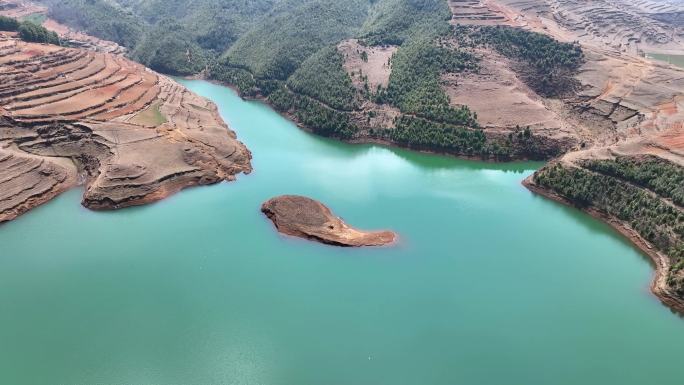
[522,175,684,315]
[197,78,553,164]
[189,77,684,315]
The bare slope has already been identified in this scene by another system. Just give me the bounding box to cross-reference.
[0,33,251,223]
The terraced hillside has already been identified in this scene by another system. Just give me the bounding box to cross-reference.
[0,32,251,222]
[448,0,514,25]
[209,0,683,163]
[489,0,684,55]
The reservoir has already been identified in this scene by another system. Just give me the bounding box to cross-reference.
[1,80,683,385]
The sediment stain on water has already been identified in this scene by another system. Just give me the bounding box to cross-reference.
[1,80,683,385]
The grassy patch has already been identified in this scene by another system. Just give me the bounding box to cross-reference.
[21,13,47,26]
[130,102,167,126]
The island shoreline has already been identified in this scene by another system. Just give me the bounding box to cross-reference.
[132,75,684,315]
[261,195,397,247]
[182,76,684,314]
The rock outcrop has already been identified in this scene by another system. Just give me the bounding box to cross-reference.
[261,195,396,247]
[0,33,251,223]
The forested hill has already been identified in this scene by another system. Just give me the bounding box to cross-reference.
[223,0,371,80]
[39,0,453,76]
[41,0,276,75]
[38,0,582,160]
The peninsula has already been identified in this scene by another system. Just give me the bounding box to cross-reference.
[0,31,251,222]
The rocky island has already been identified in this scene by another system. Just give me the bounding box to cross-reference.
[261,195,396,247]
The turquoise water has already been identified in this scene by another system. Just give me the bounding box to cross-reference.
[1,80,683,385]
[647,53,684,69]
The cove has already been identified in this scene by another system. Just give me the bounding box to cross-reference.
[1,80,683,385]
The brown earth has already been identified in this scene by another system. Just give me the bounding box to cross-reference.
[0,0,45,19]
[448,0,515,26]
[338,39,402,132]
[453,0,684,55]
[442,47,566,133]
[500,0,684,55]
[0,33,251,223]
[261,195,396,247]
[338,39,397,92]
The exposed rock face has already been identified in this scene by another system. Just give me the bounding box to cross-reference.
[261,195,396,247]
[0,34,252,223]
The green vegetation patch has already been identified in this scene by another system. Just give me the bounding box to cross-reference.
[581,156,684,207]
[0,15,20,31]
[21,13,47,26]
[45,0,143,48]
[0,16,59,45]
[43,0,276,75]
[359,0,452,45]
[224,0,371,80]
[210,65,258,97]
[385,39,477,126]
[132,0,275,52]
[131,19,206,76]
[130,102,167,126]
[268,85,358,139]
[287,46,358,111]
[389,115,487,155]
